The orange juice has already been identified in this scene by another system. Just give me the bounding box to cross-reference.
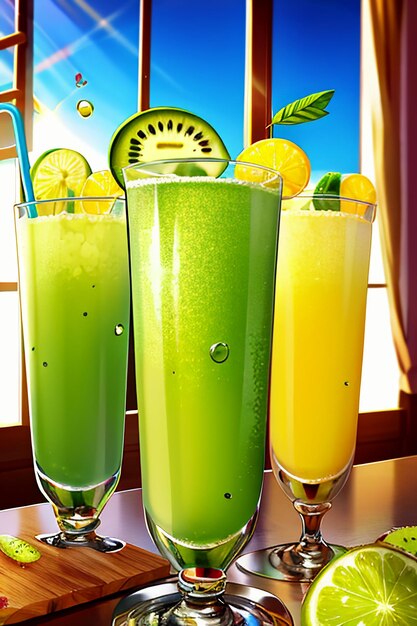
[270,209,372,483]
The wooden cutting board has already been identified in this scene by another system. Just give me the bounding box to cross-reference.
[0,529,170,624]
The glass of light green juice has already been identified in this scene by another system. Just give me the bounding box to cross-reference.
[123,158,282,620]
[15,196,130,552]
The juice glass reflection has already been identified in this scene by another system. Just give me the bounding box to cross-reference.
[237,194,376,582]
[124,158,282,625]
[15,197,130,551]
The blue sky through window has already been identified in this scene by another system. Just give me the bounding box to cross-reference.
[29,0,139,168]
[1,0,360,179]
[0,1,399,420]
[149,0,245,161]
[272,0,360,183]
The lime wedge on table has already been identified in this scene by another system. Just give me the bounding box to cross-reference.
[301,544,417,625]
[31,148,92,202]
[236,138,310,196]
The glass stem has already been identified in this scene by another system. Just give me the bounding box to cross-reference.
[293,499,334,563]
[163,568,234,626]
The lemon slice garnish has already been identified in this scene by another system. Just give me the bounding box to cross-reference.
[79,170,123,214]
[340,172,377,212]
[236,138,310,197]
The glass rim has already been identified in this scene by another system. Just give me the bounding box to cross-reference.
[122,156,283,181]
[14,195,125,210]
[289,193,377,208]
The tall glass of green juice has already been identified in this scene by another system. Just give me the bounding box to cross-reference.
[15,196,130,552]
[124,159,282,579]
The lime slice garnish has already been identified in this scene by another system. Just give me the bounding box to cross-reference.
[31,148,92,207]
[79,169,123,214]
[0,534,41,563]
[381,526,417,557]
[301,544,417,625]
[236,138,310,197]
[313,171,341,211]
[314,171,341,195]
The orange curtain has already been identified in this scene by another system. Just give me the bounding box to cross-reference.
[367,0,417,393]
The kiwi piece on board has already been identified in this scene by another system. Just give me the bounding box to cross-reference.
[109,107,230,188]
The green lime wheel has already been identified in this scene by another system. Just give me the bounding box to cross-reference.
[31,148,92,200]
[301,544,417,625]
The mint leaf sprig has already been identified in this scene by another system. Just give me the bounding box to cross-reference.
[271,89,335,126]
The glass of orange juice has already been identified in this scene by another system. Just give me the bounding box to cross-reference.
[237,194,376,582]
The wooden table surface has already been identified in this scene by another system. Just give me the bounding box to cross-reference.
[1,455,416,625]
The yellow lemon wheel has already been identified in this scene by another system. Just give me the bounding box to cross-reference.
[80,170,123,214]
[236,138,310,197]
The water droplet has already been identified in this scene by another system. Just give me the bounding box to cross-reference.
[83,312,88,317]
[76,100,94,118]
[43,362,48,367]
[114,324,124,336]
[344,381,349,387]
[224,493,232,499]
[209,342,229,363]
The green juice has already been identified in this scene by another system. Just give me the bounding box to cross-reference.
[127,177,280,554]
[16,211,130,489]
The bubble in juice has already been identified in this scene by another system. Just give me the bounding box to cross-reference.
[209,342,229,363]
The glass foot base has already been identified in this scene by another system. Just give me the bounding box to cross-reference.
[236,543,346,583]
[36,530,125,553]
[111,577,293,626]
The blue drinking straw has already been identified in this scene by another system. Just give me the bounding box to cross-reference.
[0,102,36,216]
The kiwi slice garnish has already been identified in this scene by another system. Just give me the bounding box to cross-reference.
[109,107,230,188]
[380,526,417,557]
[0,534,41,563]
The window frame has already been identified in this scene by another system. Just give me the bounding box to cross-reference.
[0,0,34,433]
[0,0,406,512]
[0,0,34,159]
[244,0,404,462]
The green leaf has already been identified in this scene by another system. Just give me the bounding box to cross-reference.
[271,89,335,126]
[275,107,329,125]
